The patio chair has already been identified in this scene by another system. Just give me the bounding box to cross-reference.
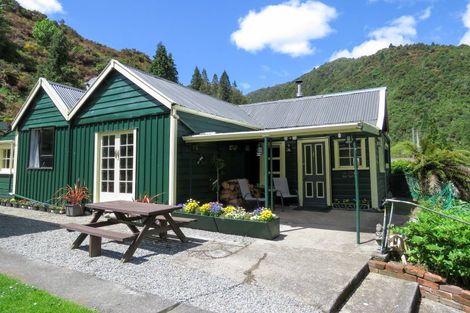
[273,177,298,209]
[237,179,265,209]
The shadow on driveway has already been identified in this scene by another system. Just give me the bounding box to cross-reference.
[0,213,60,238]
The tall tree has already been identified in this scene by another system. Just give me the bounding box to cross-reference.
[230,81,247,104]
[210,74,219,96]
[218,70,232,102]
[32,19,59,47]
[149,43,178,83]
[200,68,210,94]
[40,29,69,82]
[190,66,202,91]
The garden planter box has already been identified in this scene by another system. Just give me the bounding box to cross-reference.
[172,211,219,232]
[65,204,84,216]
[215,217,280,240]
[172,211,280,240]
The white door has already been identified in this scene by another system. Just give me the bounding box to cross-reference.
[99,132,135,202]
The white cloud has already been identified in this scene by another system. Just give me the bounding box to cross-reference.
[17,0,63,14]
[419,6,432,21]
[330,15,417,61]
[231,0,337,57]
[460,2,470,45]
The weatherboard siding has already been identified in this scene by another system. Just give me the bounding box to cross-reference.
[19,90,67,130]
[16,127,69,203]
[71,115,171,204]
[75,70,168,125]
[0,174,12,197]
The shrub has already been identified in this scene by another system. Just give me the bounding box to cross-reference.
[391,159,413,174]
[394,201,470,288]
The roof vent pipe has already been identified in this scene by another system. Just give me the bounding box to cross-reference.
[296,80,303,98]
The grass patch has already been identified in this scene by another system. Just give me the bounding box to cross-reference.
[0,274,95,313]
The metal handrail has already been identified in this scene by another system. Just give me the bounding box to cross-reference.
[384,198,470,225]
[379,198,469,254]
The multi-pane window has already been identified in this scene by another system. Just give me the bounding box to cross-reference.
[334,139,367,170]
[29,128,54,168]
[101,135,115,193]
[119,133,133,194]
[2,148,11,169]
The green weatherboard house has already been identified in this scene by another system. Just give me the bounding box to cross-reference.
[0,59,391,210]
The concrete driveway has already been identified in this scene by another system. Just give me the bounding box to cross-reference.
[0,206,411,312]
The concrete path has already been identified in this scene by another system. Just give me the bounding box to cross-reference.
[0,248,207,313]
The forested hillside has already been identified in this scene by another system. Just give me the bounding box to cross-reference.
[0,0,151,120]
[247,44,470,149]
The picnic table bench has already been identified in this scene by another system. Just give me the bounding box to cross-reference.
[61,201,195,262]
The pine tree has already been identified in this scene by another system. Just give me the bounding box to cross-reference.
[190,66,202,91]
[211,74,219,96]
[230,81,247,104]
[149,43,178,83]
[218,71,232,102]
[39,29,69,82]
[200,68,210,94]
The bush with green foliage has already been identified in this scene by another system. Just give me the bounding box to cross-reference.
[394,201,470,288]
[406,141,470,200]
[391,159,413,174]
[391,141,415,158]
[32,19,60,47]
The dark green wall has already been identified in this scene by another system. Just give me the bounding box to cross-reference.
[16,127,69,203]
[71,115,170,204]
[0,174,12,197]
[176,120,257,204]
[19,90,67,130]
[75,71,167,125]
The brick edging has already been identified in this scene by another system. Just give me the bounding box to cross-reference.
[368,260,470,312]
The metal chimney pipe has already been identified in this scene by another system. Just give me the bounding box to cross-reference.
[296,80,303,97]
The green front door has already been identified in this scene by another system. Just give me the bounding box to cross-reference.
[302,142,327,208]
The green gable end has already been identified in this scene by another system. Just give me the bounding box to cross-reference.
[75,71,168,125]
[19,90,68,131]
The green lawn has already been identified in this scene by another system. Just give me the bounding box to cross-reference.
[0,274,95,313]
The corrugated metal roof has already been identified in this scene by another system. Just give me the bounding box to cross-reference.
[48,81,85,111]
[241,88,385,129]
[120,64,260,127]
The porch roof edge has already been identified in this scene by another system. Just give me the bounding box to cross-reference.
[182,122,380,143]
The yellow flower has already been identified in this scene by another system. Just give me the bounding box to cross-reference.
[259,209,273,221]
[183,199,199,213]
[198,203,211,215]
[223,205,236,214]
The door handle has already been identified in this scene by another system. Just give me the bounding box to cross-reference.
[115,149,120,160]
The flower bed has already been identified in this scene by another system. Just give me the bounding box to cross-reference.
[172,199,280,240]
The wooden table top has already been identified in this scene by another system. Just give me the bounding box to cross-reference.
[85,201,180,216]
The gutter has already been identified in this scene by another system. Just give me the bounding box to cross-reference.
[183,122,380,143]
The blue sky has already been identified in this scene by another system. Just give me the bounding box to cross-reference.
[18,0,470,93]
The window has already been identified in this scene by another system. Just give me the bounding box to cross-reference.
[29,128,54,168]
[333,138,368,170]
[0,146,13,174]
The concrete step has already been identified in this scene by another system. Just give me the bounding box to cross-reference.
[418,298,462,313]
[339,272,419,313]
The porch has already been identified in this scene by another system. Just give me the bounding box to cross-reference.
[177,122,387,212]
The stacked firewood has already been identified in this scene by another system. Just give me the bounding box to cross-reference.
[219,179,262,206]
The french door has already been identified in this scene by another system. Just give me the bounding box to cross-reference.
[99,131,135,202]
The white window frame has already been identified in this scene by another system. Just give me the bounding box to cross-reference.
[29,128,55,169]
[0,143,14,175]
[333,138,368,170]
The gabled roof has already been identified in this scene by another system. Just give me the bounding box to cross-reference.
[12,78,85,130]
[68,59,260,129]
[240,87,387,131]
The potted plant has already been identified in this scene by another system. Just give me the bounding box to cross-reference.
[9,198,17,207]
[57,180,90,217]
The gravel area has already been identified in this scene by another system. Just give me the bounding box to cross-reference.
[0,206,320,313]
